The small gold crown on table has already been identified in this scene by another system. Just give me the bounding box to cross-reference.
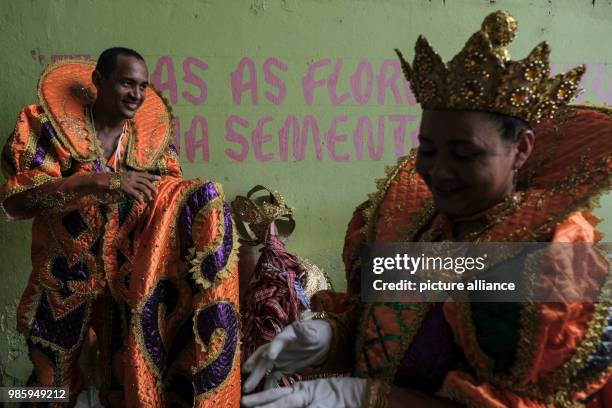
[395,10,585,126]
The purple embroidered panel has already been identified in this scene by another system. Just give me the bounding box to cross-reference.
[168,144,178,154]
[33,123,56,168]
[93,158,103,173]
[51,257,90,299]
[178,182,219,259]
[200,203,233,282]
[140,280,179,374]
[30,292,87,350]
[393,303,465,394]
[61,210,88,238]
[193,302,238,395]
[41,122,58,139]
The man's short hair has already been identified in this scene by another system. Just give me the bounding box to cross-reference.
[95,47,145,78]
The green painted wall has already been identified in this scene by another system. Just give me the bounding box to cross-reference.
[1,0,611,385]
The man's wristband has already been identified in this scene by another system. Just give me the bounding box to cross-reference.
[108,172,122,192]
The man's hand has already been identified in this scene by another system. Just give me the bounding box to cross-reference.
[241,377,368,408]
[242,319,333,392]
[118,171,160,203]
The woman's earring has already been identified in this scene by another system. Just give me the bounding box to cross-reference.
[511,165,519,198]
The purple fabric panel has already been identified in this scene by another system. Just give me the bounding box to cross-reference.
[32,124,55,168]
[193,302,238,395]
[93,158,103,173]
[393,303,464,394]
[51,257,89,281]
[61,210,88,237]
[41,122,58,140]
[178,182,219,259]
[30,122,58,167]
[140,280,179,373]
[200,203,233,282]
[30,293,86,350]
[50,257,90,299]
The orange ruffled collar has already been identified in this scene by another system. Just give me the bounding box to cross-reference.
[37,59,173,169]
[365,105,612,244]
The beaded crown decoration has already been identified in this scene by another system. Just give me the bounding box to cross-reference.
[395,10,586,126]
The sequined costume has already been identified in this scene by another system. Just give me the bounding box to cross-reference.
[0,60,241,407]
[311,10,612,408]
[313,105,612,408]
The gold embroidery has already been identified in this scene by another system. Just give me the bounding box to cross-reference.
[28,296,93,354]
[37,59,98,162]
[192,300,241,402]
[20,129,39,170]
[0,174,58,216]
[125,85,174,170]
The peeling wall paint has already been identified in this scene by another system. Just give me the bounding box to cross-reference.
[1,0,611,383]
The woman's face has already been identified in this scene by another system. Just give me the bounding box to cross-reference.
[416,110,522,217]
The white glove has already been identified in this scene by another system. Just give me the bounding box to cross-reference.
[241,377,368,408]
[242,319,333,392]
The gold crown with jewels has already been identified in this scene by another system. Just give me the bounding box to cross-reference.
[395,10,586,126]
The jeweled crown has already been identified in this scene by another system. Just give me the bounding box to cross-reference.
[395,10,585,126]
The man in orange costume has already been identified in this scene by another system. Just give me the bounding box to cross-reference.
[0,48,241,407]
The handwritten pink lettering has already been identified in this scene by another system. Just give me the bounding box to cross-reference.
[182,57,208,105]
[252,116,274,161]
[351,60,374,105]
[151,56,178,104]
[588,63,612,104]
[389,114,417,157]
[325,115,350,161]
[231,57,259,105]
[184,115,209,162]
[302,59,331,105]
[263,58,288,105]
[296,116,324,161]
[377,60,404,106]
[328,60,351,105]
[225,115,250,160]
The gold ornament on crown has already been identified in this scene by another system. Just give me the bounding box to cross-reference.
[395,10,586,126]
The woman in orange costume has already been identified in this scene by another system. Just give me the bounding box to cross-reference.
[242,11,611,408]
[1,49,240,407]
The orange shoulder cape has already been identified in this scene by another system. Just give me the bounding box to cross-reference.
[37,59,173,169]
[347,106,612,407]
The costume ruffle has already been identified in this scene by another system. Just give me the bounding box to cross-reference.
[319,106,612,407]
[2,59,241,407]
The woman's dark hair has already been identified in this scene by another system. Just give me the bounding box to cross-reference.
[486,111,532,144]
[95,47,145,79]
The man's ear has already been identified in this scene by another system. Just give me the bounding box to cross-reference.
[514,128,535,169]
